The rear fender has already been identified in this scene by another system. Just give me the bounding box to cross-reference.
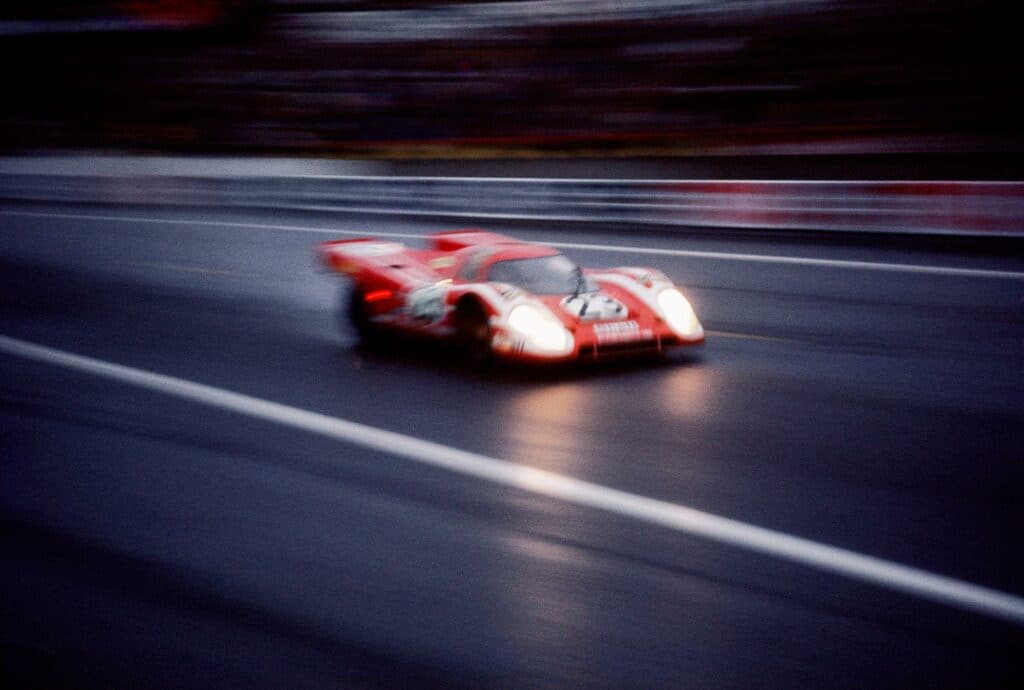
[318,238,406,276]
[319,238,443,292]
[429,229,522,252]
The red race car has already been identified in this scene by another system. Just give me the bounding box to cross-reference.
[318,229,704,364]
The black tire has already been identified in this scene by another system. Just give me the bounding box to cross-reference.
[454,298,492,363]
[345,288,382,344]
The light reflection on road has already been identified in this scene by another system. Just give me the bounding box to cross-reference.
[499,382,593,473]
[657,361,715,424]
[493,363,719,681]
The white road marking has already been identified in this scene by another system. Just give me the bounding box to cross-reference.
[54,170,1009,185]
[2,209,1022,280]
[2,332,1023,626]
[0,209,424,240]
[138,261,251,277]
[550,240,1024,280]
[706,329,798,343]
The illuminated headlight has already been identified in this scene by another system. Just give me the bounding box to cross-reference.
[656,288,703,337]
[507,304,573,354]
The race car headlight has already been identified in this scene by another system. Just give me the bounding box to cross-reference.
[507,304,572,353]
[657,288,702,337]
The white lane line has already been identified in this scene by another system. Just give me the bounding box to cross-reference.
[176,174,1024,185]
[0,209,424,240]
[550,240,1024,280]
[706,329,798,343]
[2,209,1023,280]
[138,261,252,278]
[2,332,1023,626]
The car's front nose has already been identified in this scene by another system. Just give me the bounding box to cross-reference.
[572,315,701,360]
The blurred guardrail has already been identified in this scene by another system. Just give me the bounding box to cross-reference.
[1,171,1022,236]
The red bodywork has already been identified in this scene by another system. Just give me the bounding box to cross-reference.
[318,229,704,363]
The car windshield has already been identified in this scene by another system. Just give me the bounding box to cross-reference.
[487,254,596,295]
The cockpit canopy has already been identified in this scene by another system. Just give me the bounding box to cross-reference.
[487,254,597,295]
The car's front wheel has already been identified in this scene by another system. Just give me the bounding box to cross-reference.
[454,298,492,363]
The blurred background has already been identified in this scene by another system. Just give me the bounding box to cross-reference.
[3,3,1024,689]
[3,0,1022,166]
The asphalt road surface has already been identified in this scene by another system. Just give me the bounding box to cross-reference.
[2,202,1023,688]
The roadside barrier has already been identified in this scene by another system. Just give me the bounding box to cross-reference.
[1,171,1021,236]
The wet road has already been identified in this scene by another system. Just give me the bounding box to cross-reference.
[2,203,1023,688]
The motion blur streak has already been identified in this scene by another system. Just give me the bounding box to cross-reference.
[3,209,1021,280]
[3,332,1023,626]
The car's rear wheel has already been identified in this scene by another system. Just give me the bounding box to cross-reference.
[345,288,382,344]
[454,298,492,363]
